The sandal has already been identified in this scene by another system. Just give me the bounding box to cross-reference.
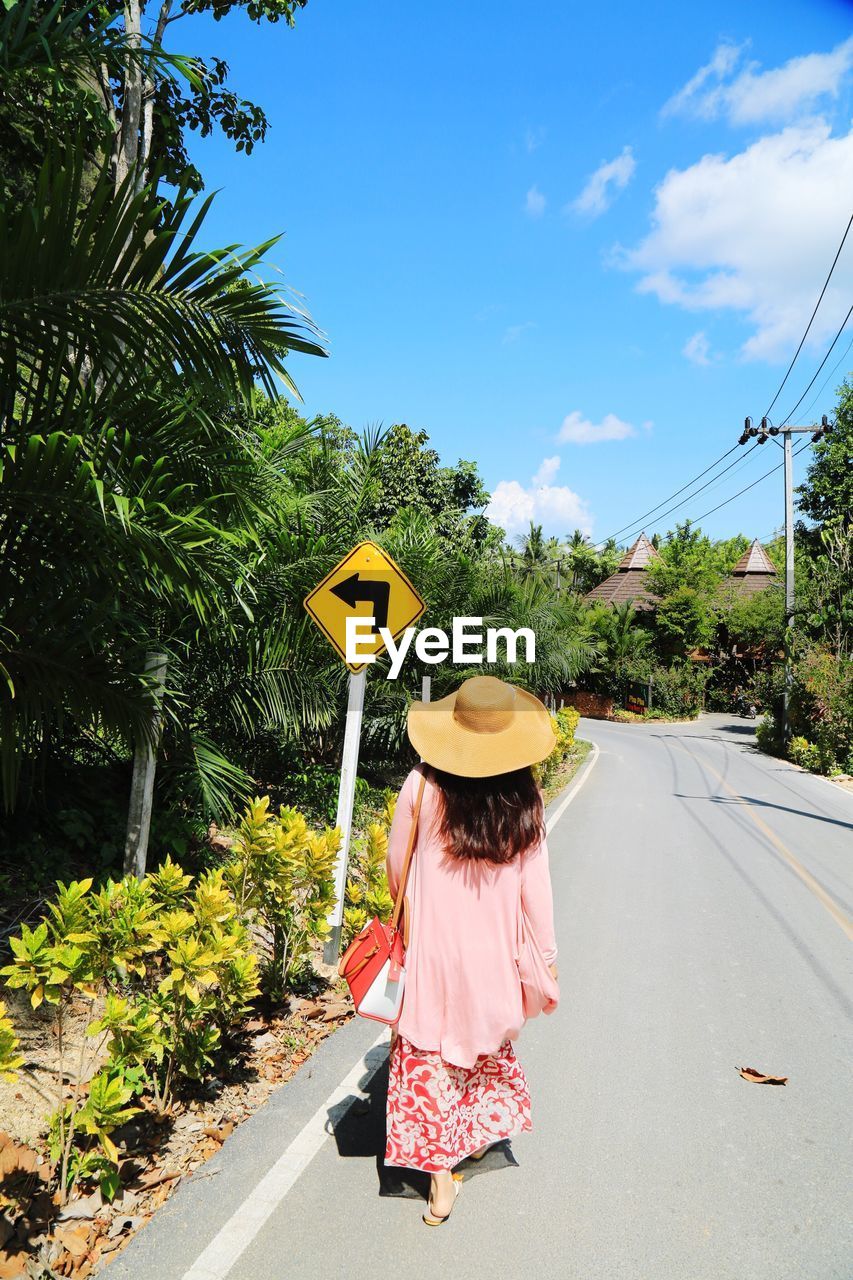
[422,1178,460,1226]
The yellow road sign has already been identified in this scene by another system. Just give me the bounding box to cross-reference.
[303,541,426,673]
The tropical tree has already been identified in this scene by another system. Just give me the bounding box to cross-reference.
[796,383,853,534]
[0,0,309,207]
[514,522,551,583]
[564,528,598,592]
[0,151,325,812]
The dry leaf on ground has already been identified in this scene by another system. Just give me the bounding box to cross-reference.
[737,1066,788,1085]
[0,1250,31,1279]
[55,1223,93,1260]
[202,1122,234,1143]
[321,1000,351,1022]
[136,1167,181,1190]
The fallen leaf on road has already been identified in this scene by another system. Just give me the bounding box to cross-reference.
[737,1066,788,1085]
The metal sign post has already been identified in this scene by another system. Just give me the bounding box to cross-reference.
[323,667,367,964]
[306,541,426,964]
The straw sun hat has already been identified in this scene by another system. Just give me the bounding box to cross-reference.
[407,675,556,778]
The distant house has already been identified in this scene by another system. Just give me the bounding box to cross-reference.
[721,539,778,599]
[584,533,662,612]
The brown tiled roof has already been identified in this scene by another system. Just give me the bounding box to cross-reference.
[730,539,777,576]
[584,533,662,611]
[722,539,778,598]
[616,532,662,571]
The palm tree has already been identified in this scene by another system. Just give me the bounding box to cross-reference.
[585,601,653,701]
[514,522,551,583]
[0,151,325,811]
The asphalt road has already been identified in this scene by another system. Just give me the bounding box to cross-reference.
[113,714,853,1280]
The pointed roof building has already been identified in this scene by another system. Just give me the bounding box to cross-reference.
[584,533,662,611]
[722,539,778,598]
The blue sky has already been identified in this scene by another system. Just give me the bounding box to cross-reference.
[183,0,853,545]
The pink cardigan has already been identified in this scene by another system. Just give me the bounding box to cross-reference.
[386,766,557,1069]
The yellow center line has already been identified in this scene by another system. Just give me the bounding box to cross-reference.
[675,741,853,942]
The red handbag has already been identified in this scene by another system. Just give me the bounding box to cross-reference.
[338,772,426,1025]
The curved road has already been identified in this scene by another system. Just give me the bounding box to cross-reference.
[114,714,853,1280]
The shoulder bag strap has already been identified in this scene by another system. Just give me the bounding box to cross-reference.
[390,770,427,933]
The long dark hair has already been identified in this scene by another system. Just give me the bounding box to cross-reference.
[431,765,544,864]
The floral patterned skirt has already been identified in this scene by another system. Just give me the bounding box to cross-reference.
[384,1033,532,1173]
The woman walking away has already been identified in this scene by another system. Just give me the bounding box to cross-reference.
[384,675,559,1226]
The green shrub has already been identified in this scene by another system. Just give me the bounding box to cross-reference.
[1,795,336,1202]
[757,647,853,773]
[755,715,785,758]
[227,798,339,999]
[788,736,822,771]
[789,647,852,773]
[649,663,707,717]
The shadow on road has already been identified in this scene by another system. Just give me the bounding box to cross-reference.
[326,1051,520,1200]
[673,791,853,834]
[657,735,853,1022]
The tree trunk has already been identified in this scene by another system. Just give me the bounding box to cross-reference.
[115,0,143,190]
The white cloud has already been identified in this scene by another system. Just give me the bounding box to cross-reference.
[525,184,546,217]
[525,126,545,153]
[557,410,635,444]
[663,41,745,119]
[570,146,636,217]
[683,330,713,365]
[486,458,592,535]
[532,455,561,486]
[663,37,853,125]
[502,321,536,344]
[621,118,853,361]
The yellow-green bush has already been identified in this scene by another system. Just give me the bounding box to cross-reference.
[227,797,339,998]
[535,706,580,785]
[0,795,336,1202]
[787,736,822,772]
[342,792,396,948]
[0,1000,23,1080]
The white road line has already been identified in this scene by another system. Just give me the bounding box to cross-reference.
[180,738,600,1280]
[546,738,600,836]
[181,1030,389,1280]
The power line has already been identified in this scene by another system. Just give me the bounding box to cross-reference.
[798,331,853,422]
[596,215,852,557]
[596,441,770,548]
[779,301,853,427]
[763,209,853,420]
[691,440,812,526]
[592,442,746,548]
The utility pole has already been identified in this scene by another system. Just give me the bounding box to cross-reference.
[736,415,832,740]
